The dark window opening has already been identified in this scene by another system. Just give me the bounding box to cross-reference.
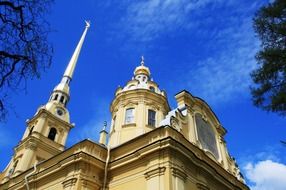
[60,96,65,103]
[8,160,18,176]
[64,99,68,106]
[148,109,156,127]
[48,127,57,141]
[29,126,34,136]
[150,86,155,92]
[13,160,18,169]
[53,94,58,100]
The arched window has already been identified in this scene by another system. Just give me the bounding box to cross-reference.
[125,108,135,124]
[48,127,57,141]
[149,86,155,92]
[148,109,156,127]
[64,99,68,106]
[29,126,34,136]
[195,113,219,159]
[60,96,65,103]
[53,94,58,100]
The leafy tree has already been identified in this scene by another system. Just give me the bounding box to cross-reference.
[251,0,286,116]
[0,0,53,121]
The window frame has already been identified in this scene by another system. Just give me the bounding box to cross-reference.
[194,113,220,160]
[125,108,135,124]
[148,109,156,127]
[48,127,57,141]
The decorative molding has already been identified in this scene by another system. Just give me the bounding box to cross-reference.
[25,141,37,150]
[171,167,187,181]
[122,123,136,128]
[170,117,181,132]
[40,112,48,118]
[196,182,210,190]
[81,178,99,188]
[62,177,77,189]
[122,101,138,107]
[144,167,166,180]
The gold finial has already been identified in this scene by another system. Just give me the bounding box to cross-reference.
[141,56,144,66]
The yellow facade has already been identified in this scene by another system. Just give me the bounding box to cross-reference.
[0,24,249,190]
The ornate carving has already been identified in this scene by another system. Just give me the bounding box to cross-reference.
[40,112,48,118]
[170,117,181,132]
[25,141,37,150]
[62,178,77,189]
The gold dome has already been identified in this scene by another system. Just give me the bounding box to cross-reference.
[133,56,151,76]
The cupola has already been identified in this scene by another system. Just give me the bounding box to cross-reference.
[109,57,170,147]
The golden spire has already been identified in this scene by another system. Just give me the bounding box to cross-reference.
[63,20,90,80]
[48,21,90,108]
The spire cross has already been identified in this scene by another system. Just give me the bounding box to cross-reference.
[141,56,144,66]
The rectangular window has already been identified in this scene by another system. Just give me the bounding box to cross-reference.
[111,116,116,131]
[125,108,134,124]
[148,109,156,127]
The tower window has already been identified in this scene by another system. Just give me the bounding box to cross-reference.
[8,160,18,176]
[150,86,155,92]
[125,108,135,124]
[148,109,156,127]
[48,127,57,141]
[60,96,65,103]
[29,126,34,136]
[53,94,58,100]
[111,116,116,132]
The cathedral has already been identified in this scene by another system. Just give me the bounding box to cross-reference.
[0,22,249,190]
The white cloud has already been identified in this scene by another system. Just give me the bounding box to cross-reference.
[185,16,259,105]
[244,160,286,190]
[113,0,263,105]
[120,0,225,41]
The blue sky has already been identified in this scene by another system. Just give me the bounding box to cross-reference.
[1,0,286,189]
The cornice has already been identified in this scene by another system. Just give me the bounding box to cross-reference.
[27,108,73,130]
[110,89,170,113]
[0,140,107,189]
[144,167,166,180]
[108,126,249,190]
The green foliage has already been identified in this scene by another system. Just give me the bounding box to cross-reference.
[251,0,286,116]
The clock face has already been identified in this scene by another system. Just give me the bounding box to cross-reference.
[56,108,64,116]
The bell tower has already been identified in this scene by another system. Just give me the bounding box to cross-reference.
[2,21,90,180]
